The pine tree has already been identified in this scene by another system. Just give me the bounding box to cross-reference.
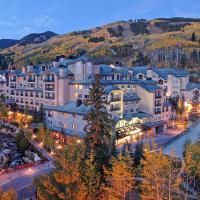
[134,142,144,168]
[34,138,86,200]
[0,188,18,200]
[176,96,185,120]
[191,32,196,42]
[105,149,134,200]
[189,90,200,122]
[83,74,113,174]
[141,150,181,200]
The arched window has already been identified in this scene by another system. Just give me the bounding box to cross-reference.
[139,74,143,80]
[158,79,164,85]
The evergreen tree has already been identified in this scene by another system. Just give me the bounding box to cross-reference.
[176,96,185,119]
[191,32,196,42]
[141,150,181,200]
[105,150,134,200]
[35,138,86,200]
[134,142,144,167]
[0,188,18,200]
[83,74,113,173]
[189,90,200,122]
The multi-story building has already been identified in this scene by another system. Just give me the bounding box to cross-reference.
[3,58,199,142]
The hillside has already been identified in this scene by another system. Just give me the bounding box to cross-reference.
[0,17,200,80]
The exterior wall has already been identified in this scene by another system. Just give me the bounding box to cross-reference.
[46,110,86,133]
[167,75,181,97]
[136,85,154,115]
[107,90,123,118]
[182,88,200,103]
[123,101,139,114]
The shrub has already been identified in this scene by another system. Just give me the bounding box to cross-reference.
[88,37,105,43]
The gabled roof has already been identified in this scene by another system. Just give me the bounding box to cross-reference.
[124,112,152,121]
[152,68,189,80]
[100,64,131,76]
[104,85,121,94]
[184,82,200,91]
[138,80,160,93]
[132,66,148,75]
[123,93,140,101]
[44,101,90,115]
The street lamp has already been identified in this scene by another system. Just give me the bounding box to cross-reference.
[28,168,32,174]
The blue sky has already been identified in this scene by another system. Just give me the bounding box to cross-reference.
[0,0,200,39]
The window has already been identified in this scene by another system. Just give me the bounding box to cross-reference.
[72,113,76,118]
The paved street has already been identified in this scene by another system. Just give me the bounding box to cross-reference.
[0,162,53,199]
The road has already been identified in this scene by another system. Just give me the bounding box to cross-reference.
[0,162,53,199]
[163,119,200,159]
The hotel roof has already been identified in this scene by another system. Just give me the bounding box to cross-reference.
[44,101,90,115]
[123,93,140,101]
[184,82,200,91]
[103,85,121,94]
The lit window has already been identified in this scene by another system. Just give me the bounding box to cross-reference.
[79,85,83,89]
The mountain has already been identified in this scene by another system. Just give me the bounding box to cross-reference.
[0,31,57,49]
[0,18,200,81]
[0,39,19,49]
[18,31,58,46]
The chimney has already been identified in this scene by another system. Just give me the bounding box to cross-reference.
[59,66,65,77]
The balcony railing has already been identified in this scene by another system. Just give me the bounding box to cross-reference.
[10,85,16,88]
[44,79,55,82]
[154,111,161,115]
[45,96,55,100]
[110,97,121,102]
[110,107,121,112]
[28,79,35,82]
[155,103,162,107]
[155,95,162,99]
[45,88,55,91]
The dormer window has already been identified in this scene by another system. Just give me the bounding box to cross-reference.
[112,74,115,80]
[139,74,144,80]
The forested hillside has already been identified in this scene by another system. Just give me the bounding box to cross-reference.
[0,17,200,81]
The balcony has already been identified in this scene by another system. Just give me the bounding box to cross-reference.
[28,79,35,82]
[10,79,16,82]
[110,107,121,112]
[10,85,16,88]
[44,78,55,82]
[155,95,162,99]
[154,111,161,115]
[45,88,55,91]
[110,97,121,102]
[154,103,162,107]
[45,96,55,100]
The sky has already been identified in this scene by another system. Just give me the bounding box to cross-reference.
[0,0,200,39]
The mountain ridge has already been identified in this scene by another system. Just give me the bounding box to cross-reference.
[0,17,200,82]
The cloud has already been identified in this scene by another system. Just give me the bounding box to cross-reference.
[31,15,55,28]
[0,20,15,27]
[16,14,55,38]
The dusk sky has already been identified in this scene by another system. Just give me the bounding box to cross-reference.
[0,0,200,39]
